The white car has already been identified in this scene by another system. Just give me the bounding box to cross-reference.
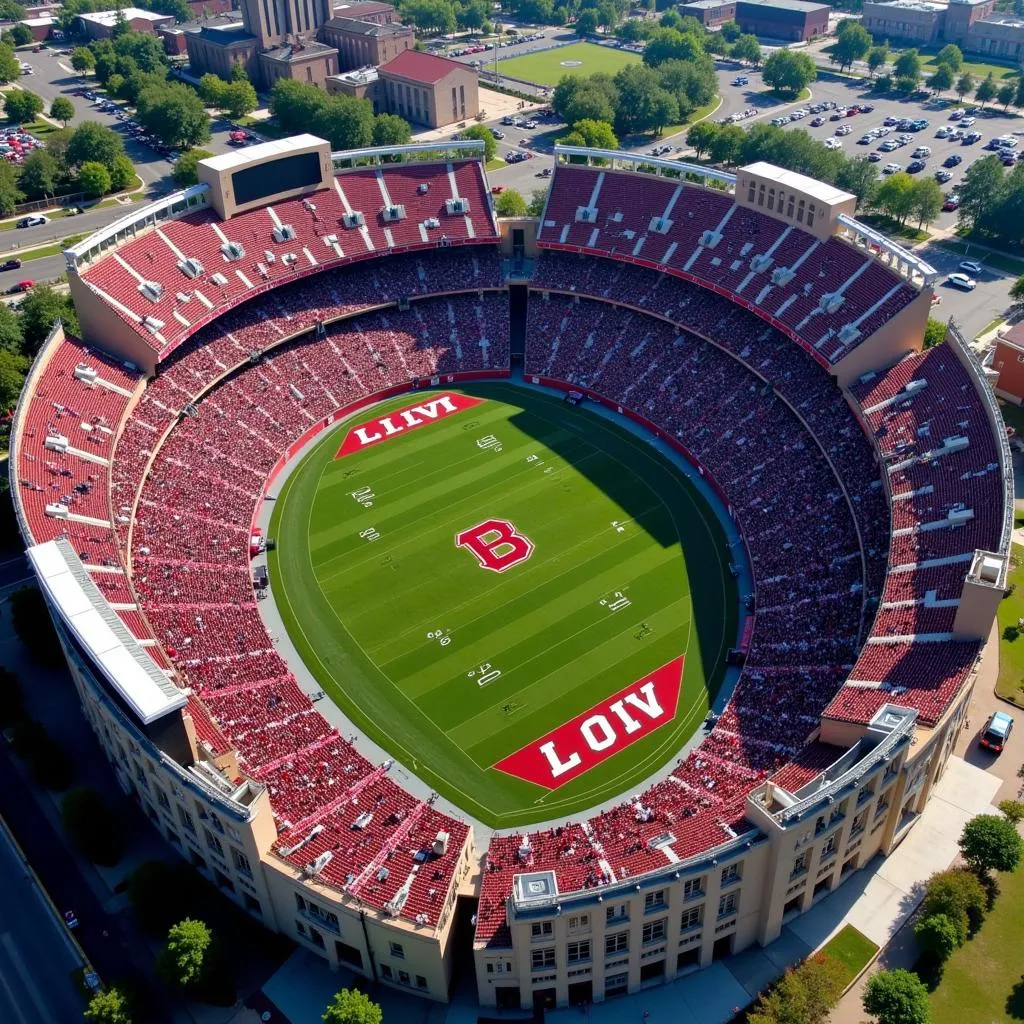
[961,116,976,127]
[947,272,976,290]
[936,126,952,138]
[825,138,843,149]
[883,162,902,174]
[959,260,983,275]
[835,125,852,136]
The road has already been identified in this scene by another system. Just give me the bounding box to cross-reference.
[0,819,87,1024]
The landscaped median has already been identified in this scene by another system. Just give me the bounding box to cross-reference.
[2,231,87,263]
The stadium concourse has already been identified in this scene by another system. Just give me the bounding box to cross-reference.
[8,135,1014,1015]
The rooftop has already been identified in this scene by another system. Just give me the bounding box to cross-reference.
[736,0,830,11]
[379,48,463,83]
[743,161,857,206]
[262,40,337,62]
[979,12,1024,25]
[190,21,256,43]
[323,15,410,36]
[333,0,395,13]
[866,0,945,9]
[79,7,171,25]
[199,133,326,172]
[328,66,379,85]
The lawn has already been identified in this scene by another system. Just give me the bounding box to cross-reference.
[929,861,1024,1022]
[495,41,640,87]
[920,54,1019,81]
[820,925,879,987]
[995,544,1024,707]
[4,232,88,263]
[268,384,736,826]
[858,213,930,243]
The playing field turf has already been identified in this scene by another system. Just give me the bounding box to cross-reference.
[268,384,737,827]
[495,41,639,87]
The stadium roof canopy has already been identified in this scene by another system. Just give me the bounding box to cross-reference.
[199,133,328,174]
[26,538,186,724]
[742,162,856,207]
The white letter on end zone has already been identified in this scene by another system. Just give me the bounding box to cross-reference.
[538,741,582,779]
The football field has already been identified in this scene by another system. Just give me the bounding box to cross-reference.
[268,384,737,827]
[494,41,639,87]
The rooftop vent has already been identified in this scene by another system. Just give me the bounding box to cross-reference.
[424,217,440,229]
[272,224,296,243]
[177,257,204,279]
[210,272,228,287]
[382,204,406,223]
[44,433,69,454]
[303,850,333,877]
[73,364,97,385]
[575,206,598,224]
[417,183,429,194]
[838,323,861,346]
[648,216,673,235]
[771,266,795,287]
[433,831,449,856]
[138,280,164,302]
[342,210,365,229]
[750,253,773,274]
[220,240,245,261]
[819,292,845,315]
[445,197,469,215]
[699,229,722,248]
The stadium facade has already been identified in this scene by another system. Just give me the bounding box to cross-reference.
[11,135,1011,1012]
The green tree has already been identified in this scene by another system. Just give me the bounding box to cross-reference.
[998,798,1024,823]
[832,22,871,72]
[322,987,383,1024]
[108,153,135,191]
[923,317,947,349]
[914,913,960,964]
[976,71,998,107]
[959,813,1023,874]
[956,71,975,101]
[229,59,248,81]
[957,154,1005,233]
[4,88,43,123]
[494,188,528,216]
[1010,275,1024,306]
[171,148,213,187]
[575,9,598,35]
[70,47,95,74]
[923,867,987,937]
[0,301,22,351]
[49,96,74,126]
[1016,73,1024,110]
[136,83,210,148]
[18,148,58,198]
[928,64,953,95]
[0,43,18,84]
[461,121,496,161]
[708,122,745,166]
[9,22,31,46]
[762,50,816,97]
[551,72,618,127]
[78,160,111,196]
[568,117,618,149]
[836,156,879,207]
[66,121,124,170]
[893,48,922,84]
[732,33,761,65]
[657,58,717,117]
[875,171,916,225]
[867,44,889,77]
[0,158,21,215]
[612,63,678,135]
[642,26,706,68]
[61,787,124,865]
[85,987,133,1024]
[220,79,257,120]
[686,120,717,159]
[158,919,213,989]
[528,188,547,216]
[0,346,28,412]
[862,969,931,1024]
[910,176,943,227]
[372,112,411,146]
[934,43,963,73]
[198,72,226,106]
[748,953,847,1024]
[311,94,373,150]
[719,19,741,42]
[19,284,78,354]
[998,81,1016,111]
[270,78,327,131]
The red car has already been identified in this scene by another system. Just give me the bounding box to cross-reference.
[10,279,33,293]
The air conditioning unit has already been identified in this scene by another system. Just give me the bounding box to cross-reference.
[142,315,165,332]
[575,206,598,223]
[175,291,192,303]
[44,433,69,453]
[73,364,97,385]
[424,217,440,229]
[433,831,449,856]
[272,224,296,243]
[382,204,407,222]
[819,292,845,314]
[750,253,773,273]
[138,280,164,302]
[177,257,204,279]
[771,266,795,287]
[648,216,672,235]
[220,240,245,261]
[210,272,228,286]
[699,229,722,248]
[342,210,365,229]
[445,197,469,214]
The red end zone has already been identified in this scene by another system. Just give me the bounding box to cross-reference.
[335,393,483,457]
[495,656,685,790]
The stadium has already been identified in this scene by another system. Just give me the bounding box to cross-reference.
[9,133,1013,1014]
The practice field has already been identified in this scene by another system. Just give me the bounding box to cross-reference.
[495,41,639,87]
[268,384,737,827]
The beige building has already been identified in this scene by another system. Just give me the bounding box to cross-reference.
[377,49,478,129]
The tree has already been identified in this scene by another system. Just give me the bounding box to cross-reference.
[612,63,678,136]
[863,969,931,1024]
[643,26,706,68]
[686,120,717,159]
[959,813,1023,874]
[867,45,889,78]
[998,81,1016,111]
[494,188,527,216]
[914,913,960,965]
[61,787,124,865]
[372,112,411,146]
[956,72,976,101]
[875,171,916,225]
[322,988,383,1024]
[732,33,761,66]
[19,284,78,355]
[999,798,1024,823]
[109,153,136,191]
[935,43,964,73]
[528,188,547,216]
[49,96,74,126]
[70,47,95,74]
[461,122,496,161]
[762,50,816,97]
[0,346,27,412]
[923,317,946,349]
[310,94,374,150]
[893,48,922,85]
[84,987,133,1024]
[171,148,212,187]
[719,19,741,42]
[0,301,22,351]
[158,919,213,990]
[9,22,31,46]
[575,9,598,35]
[910,177,943,227]
[0,159,20,215]
[551,72,618,127]
[832,22,871,72]
[66,121,124,170]
[928,65,953,95]
[78,160,111,196]
[0,43,18,85]
[136,83,211,148]
[18,148,58,198]
[976,71,998,107]
[747,953,847,1024]
[229,59,248,81]
[657,58,717,117]
[957,154,1004,233]
[4,88,43,123]
[836,156,878,207]
[708,122,745,166]
[568,117,618,149]
[220,79,257,120]
[198,72,226,106]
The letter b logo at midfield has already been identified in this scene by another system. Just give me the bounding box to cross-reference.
[456,519,533,573]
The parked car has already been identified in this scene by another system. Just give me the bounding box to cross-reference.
[829,111,844,121]
[835,125,852,136]
[911,146,931,158]
[490,128,505,139]
[868,152,881,162]
[959,260,983,275]
[858,134,873,145]
[942,194,960,210]
[949,109,964,120]
[979,710,1014,753]
[947,272,976,290]
[16,215,47,228]
[810,117,825,127]
[9,279,33,292]
[879,140,899,152]
[934,169,953,183]
[0,258,21,271]
[883,162,902,174]
[907,160,926,173]
[943,153,962,167]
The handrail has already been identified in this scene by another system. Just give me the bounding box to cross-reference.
[553,145,737,188]
[836,212,937,285]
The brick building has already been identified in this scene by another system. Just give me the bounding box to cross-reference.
[376,49,478,128]
[735,0,829,41]
[681,0,737,28]
[319,15,413,71]
[332,0,396,23]
[863,0,1024,59]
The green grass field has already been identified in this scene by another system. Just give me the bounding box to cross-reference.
[268,385,737,827]
[495,41,639,87]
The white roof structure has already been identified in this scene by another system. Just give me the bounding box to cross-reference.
[79,7,170,26]
[199,134,328,173]
[27,538,186,724]
[742,161,856,207]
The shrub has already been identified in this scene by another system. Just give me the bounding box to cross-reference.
[862,969,932,1024]
[921,868,987,938]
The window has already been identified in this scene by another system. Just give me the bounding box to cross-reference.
[767,187,775,211]
[605,931,628,955]
[156,788,170,810]
[857,784,874,805]
[821,835,837,858]
[416,976,427,990]
[203,828,223,857]
[531,922,553,938]
[381,964,393,980]
[683,878,703,900]
[791,852,809,878]
[568,914,589,932]
[390,941,405,960]
[310,927,325,949]
[747,183,755,203]
[797,199,805,223]
[681,907,702,931]
[179,806,196,834]
[721,864,741,887]
[606,903,628,922]
[718,892,738,919]
[807,204,815,228]
[644,889,667,913]
[531,947,555,970]
[567,940,590,963]
[399,970,411,986]
[232,848,252,877]
[642,919,666,943]
[294,893,306,913]
[851,811,867,836]
[786,195,795,217]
